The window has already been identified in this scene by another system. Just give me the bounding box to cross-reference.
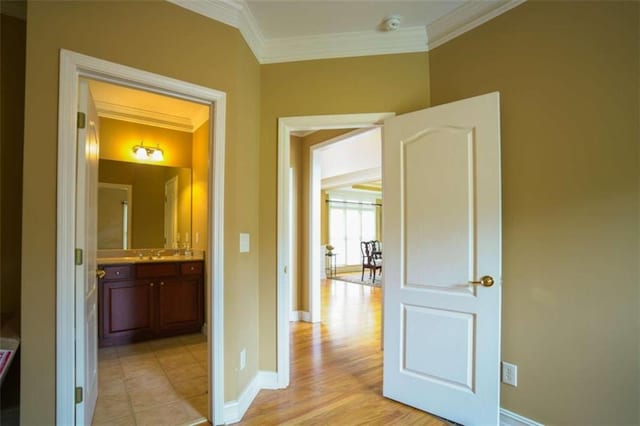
[328,194,378,266]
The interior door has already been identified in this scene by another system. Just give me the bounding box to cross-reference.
[75,79,100,424]
[382,92,501,425]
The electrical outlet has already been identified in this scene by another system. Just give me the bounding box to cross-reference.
[240,349,246,370]
[502,361,517,387]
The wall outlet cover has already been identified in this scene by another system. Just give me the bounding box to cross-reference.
[501,361,517,387]
[239,233,250,253]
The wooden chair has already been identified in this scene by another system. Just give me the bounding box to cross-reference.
[360,241,382,281]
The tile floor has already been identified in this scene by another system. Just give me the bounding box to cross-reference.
[93,334,209,426]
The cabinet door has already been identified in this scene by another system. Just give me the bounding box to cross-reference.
[157,278,203,334]
[101,279,156,345]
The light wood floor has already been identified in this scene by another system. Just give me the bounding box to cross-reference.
[239,279,447,425]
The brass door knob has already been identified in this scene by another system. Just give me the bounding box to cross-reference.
[96,269,106,279]
[469,275,495,287]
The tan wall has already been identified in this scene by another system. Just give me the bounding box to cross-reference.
[100,117,193,168]
[21,1,260,422]
[259,54,431,370]
[1,13,25,320]
[429,1,639,424]
[191,121,209,251]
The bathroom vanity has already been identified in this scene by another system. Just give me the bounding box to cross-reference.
[97,257,204,347]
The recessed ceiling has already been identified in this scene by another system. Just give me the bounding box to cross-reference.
[88,80,210,132]
[170,0,525,63]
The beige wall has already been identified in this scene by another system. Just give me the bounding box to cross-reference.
[21,1,260,423]
[100,117,193,168]
[429,1,639,424]
[259,54,431,370]
[191,121,209,252]
[1,13,25,320]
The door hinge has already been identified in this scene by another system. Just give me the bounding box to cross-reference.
[75,248,83,266]
[75,386,83,404]
[77,111,86,129]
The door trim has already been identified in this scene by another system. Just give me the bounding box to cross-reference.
[56,49,226,425]
[276,112,393,388]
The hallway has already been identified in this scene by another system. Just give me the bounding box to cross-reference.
[239,279,447,425]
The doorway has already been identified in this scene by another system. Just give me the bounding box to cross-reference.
[276,113,393,387]
[55,50,226,425]
[88,77,210,425]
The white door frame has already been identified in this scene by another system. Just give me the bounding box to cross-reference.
[56,49,226,425]
[276,113,393,387]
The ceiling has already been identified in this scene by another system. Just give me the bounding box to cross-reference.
[170,0,525,63]
[245,1,464,39]
[88,80,210,133]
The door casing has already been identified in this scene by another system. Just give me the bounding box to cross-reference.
[276,113,394,387]
[56,49,226,425]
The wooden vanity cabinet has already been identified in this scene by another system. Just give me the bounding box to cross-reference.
[98,260,204,347]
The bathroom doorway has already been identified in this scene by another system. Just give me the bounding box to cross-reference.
[55,50,226,425]
[89,77,211,425]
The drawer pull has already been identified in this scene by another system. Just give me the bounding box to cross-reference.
[116,271,120,276]
[150,282,154,287]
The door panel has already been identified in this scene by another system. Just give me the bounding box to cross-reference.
[404,128,476,288]
[383,92,501,426]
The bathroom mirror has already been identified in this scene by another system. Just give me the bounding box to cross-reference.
[98,159,192,249]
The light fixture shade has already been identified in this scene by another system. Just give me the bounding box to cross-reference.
[151,148,164,161]
[132,143,164,161]
[134,145,149,160]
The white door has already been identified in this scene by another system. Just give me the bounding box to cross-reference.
[75,79,100,425]
[382,92,501,425]
[165,176,178,248]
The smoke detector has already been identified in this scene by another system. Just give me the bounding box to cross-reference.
[381,15,402,32]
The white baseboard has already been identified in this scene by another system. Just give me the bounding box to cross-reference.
[224,371,280,424]
[258,370,279,389]
[500,408,544,426]
[290,310,311,322]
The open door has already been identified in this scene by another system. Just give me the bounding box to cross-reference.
[75,79,100,424]
[382,92,501,425]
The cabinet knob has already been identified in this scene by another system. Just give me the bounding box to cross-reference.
[115,271,120,276]
[190,267,194,271]
[150,282,154,287]
[160,281,165,286]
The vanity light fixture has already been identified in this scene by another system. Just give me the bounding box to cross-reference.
[132,143,164,161]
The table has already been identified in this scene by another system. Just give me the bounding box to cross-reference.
[325,252,337,278]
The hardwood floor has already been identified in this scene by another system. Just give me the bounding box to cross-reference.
[239,279,447,425]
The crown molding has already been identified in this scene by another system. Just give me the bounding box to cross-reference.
[168,0,264,60]
[192,107,211,132]
[95,100,197,133]
[262,26,427,64]
[169,0,526,64]
[426,0,526,50]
